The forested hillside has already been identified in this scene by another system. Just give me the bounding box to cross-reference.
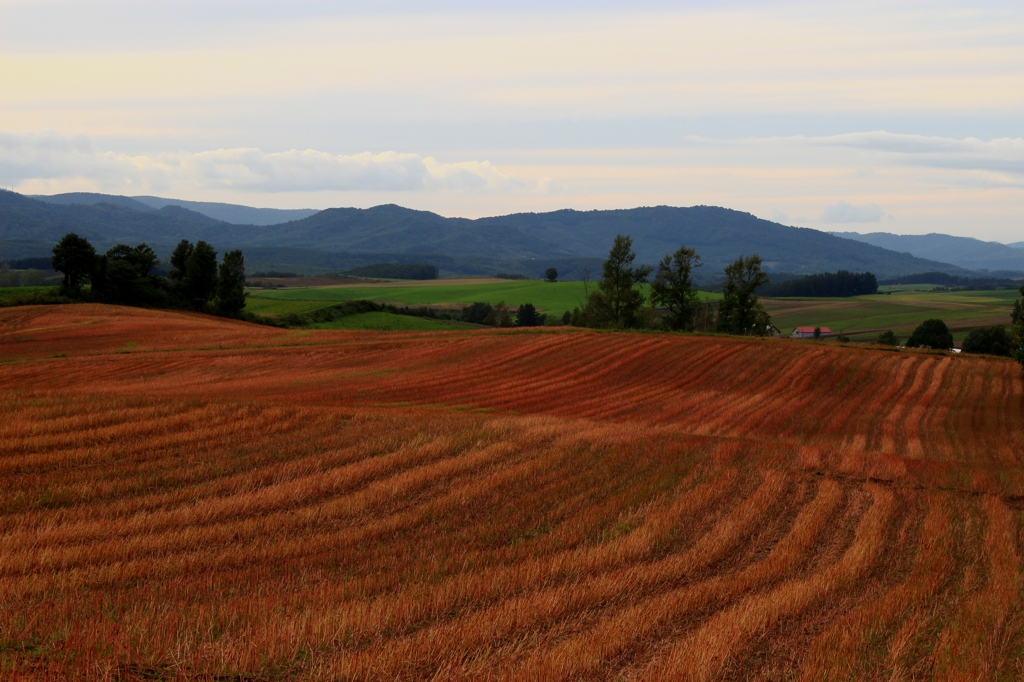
[2,190,972,279]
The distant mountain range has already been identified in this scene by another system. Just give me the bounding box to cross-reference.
[833,232,1024,273]
[2,190,1014,280]
[31,192,318,226]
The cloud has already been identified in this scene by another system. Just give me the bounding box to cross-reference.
[0,133,530,195]
[815,132,1024,176]
[819,200,884,224]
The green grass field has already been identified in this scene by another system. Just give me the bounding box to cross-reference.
[0,285,59,301]
[764,289,1019,342]
[248,280,722,316]
[307,311,476,331]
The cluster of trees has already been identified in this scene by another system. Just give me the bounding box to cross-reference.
[568,235,772,335]
[760,271,877,298]
[460,301,546,327]
[0,263,51,288]
[49,233,247,316]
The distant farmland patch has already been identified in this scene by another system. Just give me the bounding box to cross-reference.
[249,279,722,316]
[763,287,1018,341]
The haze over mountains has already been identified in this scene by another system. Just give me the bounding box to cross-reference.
[2,189,1019,281]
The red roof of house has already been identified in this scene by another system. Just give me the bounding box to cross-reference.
[795,326,832,333]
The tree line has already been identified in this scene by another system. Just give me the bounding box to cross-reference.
[760,271,877,297]
[50,233,247,315]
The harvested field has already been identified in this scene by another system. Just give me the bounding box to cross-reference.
[2,304,1024,680]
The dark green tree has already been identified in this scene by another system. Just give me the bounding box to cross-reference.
[544,267,558,283]
[876,330,899,346]
[962,326,1013,356]
[716,255,771,335]
[216,250,247,316]
[561,310,571,325]
[462,302,493,324]
[906,319,953,350]
[587,234,652,328]
[168,239,193,285]
[183,241,218,309]
[51,233,97,296]
[483,301,512,327]
[651,246,701,331]
[515,303,542,327]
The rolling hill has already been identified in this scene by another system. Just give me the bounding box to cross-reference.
[33,191,318,226]
[2,304,1023,678]
[1,190,981,279]
[834,231,1024,273]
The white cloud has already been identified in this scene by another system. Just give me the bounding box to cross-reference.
[0,133,530,195]
[820,200,884,224]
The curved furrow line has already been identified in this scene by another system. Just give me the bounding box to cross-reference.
[360,334,614,403]
[903,356,952,459]
[0,402,285,463]
[795,491,954,679]
[0,409,402,529]
[327,471,789,681]
[0,431,478,554]
[285,467,743,649]
[871,355,922,454]
[931,495,1020,680]
[567,342,747,425]
[643,483,896,682]
[389,335,662,414]
[0,432,574,597]
[0,436,527,577]
[500,478,845,682]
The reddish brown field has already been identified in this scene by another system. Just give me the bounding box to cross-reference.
[2,304,1024,680]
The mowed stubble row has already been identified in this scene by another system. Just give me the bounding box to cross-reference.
[1,304,1023,680]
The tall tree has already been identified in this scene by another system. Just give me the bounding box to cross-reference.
[651,245,702,331]
[169,239,193,287]
[216,250,247,316]
[544,267,558,283]
[717,255,771,335]
[183,241,218,309]
[591,234,652,328]
[51,233,97,296]
[515,302,542,327]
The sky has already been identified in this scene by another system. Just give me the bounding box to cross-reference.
[1,0,1022,242]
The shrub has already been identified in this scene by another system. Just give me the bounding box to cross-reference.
[876,330,899,346]
[961,326,1014,356]
[906,319,953,350]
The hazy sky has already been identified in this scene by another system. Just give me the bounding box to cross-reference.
[1,0,1022,241]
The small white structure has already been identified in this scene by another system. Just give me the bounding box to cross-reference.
[792,326,832,339]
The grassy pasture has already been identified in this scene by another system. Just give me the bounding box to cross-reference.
[764,288,1018,341]
[0,285,58,300]
[249,279,724,315]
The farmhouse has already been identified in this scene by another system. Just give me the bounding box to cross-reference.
[792,326,832,339]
